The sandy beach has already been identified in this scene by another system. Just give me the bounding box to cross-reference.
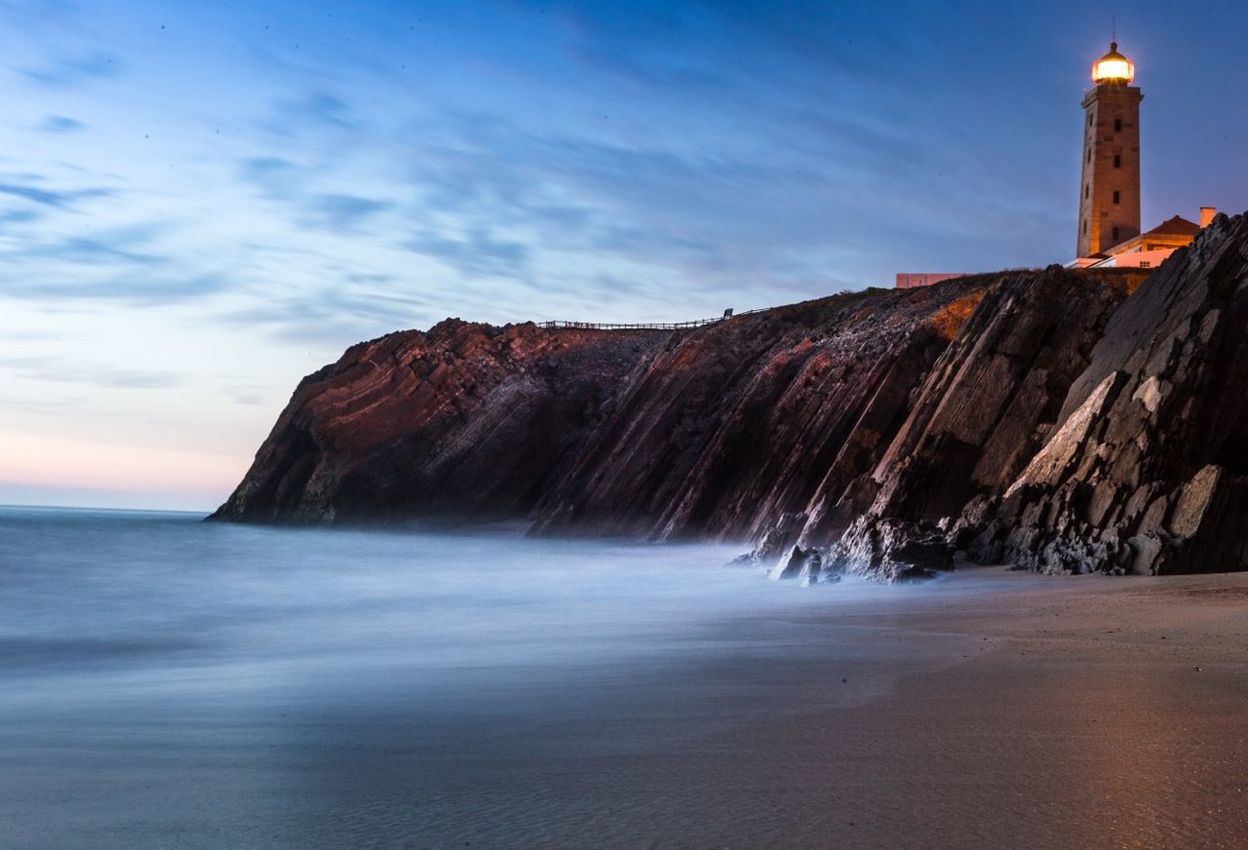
[610,568,1248,850]
[253,565,1248,850]
[391,567,1248,849]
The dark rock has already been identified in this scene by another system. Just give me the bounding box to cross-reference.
[526,284,990,541]
[958,213,1248,574]
[826,516,954,582]
[768,544,822,582]
[216,281,1000,536]
[210,321,657,524]
[831,266,1141,533]
[732,512,807,567]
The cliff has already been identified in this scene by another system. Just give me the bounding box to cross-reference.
[824,212,1248,579]
[211,321,662,523]
[958,212,1248,575]
[214,282,993,529]
[214,212,1248,577]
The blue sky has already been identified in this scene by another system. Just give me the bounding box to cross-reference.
[1,0,1245,510]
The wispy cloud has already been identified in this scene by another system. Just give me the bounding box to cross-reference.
[219,296,410,345]
[21,50,122,87]
[260,91,357,136]
[0,355,182,389]
[0,204,229,307]
[220,383,270,406]
[304,193,391,232]
[37,114,86,133]
[1,274,227,306]
[0,208,41,225]
[9,231,167,267]
[237,156,301,200]
[0,179,113,209]
[237,157,392,234]
[24,273,228,307]
[404,228,531,280]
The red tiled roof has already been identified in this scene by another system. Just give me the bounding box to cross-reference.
[1143,215,1200,238]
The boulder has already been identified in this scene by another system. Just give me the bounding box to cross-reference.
[827,516,955,582]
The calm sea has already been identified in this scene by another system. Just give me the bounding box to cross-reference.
[0,505,881,849]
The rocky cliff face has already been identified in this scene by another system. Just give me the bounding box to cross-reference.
[215,213,1248,577]
[528,284,989,540]
[800,265,1141,546]
[212,320,663,523]
[215,282,992,531]
[958,212,1248,575]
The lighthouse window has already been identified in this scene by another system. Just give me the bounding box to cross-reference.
[1113,190,1120,204]
[1114,118,1122,132]
[1084,185,1090,199]
[1083,219,1088,234]
[1112,226,1120,242]
[1113,154,1122,168]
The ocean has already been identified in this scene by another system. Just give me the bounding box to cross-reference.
[0,505,889,849]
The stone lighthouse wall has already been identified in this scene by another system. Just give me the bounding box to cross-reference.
[1077,84,1142,257]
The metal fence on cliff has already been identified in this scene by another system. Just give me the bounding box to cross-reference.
[537,308,766,332]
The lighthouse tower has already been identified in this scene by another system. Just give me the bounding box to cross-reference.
[1076,42,1142,258]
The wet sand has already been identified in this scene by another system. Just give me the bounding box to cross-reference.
[697,568,1248,850]
[386,567,1248,849]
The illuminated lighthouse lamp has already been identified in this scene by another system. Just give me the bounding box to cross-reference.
[1092,42,1135,84]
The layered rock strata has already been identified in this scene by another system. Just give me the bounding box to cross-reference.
[215,282,991,530]
[211,321,663,523]
[800,264,1144,545]
[959,213,1248,575]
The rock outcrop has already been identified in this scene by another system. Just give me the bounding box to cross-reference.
[215,281,997,533]
[211,320,662,523]
[824,516,955,582]
[527,284,989,539]
[214,213,1248,579]
[959,213,1248,575]
[801,264,1143,546]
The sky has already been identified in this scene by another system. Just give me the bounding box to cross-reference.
[1,0,1246,512]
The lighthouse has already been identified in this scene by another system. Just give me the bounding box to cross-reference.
[1076,42,1143,258]
[904,36,1217,285]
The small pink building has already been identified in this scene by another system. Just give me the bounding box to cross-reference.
[895,273,966,289]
